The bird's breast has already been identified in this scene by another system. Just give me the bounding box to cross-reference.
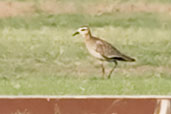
[85,41,104,60]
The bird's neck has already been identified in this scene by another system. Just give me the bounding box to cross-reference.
[84,32,92,39]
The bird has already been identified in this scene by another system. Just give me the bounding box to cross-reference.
[73,26,135,79]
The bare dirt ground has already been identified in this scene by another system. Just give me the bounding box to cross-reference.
[1,1,171,18]
[0,2,34,17]
[88,2,171,15]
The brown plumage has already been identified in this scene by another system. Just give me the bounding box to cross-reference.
[73,26,135,78]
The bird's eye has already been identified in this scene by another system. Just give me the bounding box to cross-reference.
[81,29,86,31]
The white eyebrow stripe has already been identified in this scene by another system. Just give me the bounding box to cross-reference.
[80,27,88,30]
[78,27,87,32]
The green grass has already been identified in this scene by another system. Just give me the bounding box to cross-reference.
[1,75,171,95]
[1,13,171,29]
[0,4,171,95]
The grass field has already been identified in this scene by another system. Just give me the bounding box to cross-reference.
[0,0,171,95]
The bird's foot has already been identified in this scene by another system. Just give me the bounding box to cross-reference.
[107,75,111,79]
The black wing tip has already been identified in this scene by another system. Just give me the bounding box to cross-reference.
[112,56,136,62]
[130,58,136,62]
[122,54,136,62]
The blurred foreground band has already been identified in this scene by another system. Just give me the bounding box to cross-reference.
[0,96,170,114]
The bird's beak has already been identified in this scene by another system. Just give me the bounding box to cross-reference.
[72,31,79,36]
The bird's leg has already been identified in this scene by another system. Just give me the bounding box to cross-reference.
[100,61,105,78]
[107,61,118,79]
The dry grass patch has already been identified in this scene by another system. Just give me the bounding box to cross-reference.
[0,1,34,18]
[125,65,171,75]
[39,1,76,14]
[1,1,171,18]
[84,3,171,15]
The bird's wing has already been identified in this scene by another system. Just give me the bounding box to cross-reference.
[95,38,135,62]
[95,39,122,59]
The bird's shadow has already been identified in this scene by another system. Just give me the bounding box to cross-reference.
[89,76,111,80]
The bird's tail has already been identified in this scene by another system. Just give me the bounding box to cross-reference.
[121,54,135,62]
[113,54,135,62]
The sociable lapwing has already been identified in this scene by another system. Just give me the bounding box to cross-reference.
[73,26,135,79]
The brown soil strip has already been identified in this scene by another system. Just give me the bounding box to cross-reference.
[0,1,171,18]
[0,98,157,114]
[86,3,171,15]
[0,2,34,18]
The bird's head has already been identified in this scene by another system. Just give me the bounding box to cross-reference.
[72,26,91,38]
